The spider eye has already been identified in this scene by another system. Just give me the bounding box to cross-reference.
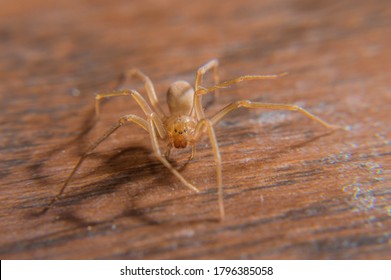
[174,129,177,133]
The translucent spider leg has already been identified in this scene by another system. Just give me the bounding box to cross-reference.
[43,114,148,212]
[148,113,200,193]
[121,68,166,118]
[95,89,167,139]
[198,72,288,96]
[210,100,340,129]
[191,75,225,221]
[193,119,224,221]
[95,89,152,117]
[193,59,220,119]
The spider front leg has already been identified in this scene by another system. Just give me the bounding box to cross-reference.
[43,114,148,212]
[193,119,224,221]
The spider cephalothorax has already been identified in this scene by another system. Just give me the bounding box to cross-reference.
[166,115,196,149]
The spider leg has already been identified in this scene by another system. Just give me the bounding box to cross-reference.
[193,59,220,119]
[193,119,224,221]
[198,73,288,96]
[120,68,166,118]
[95,89,154,117]
[211,100,341,129]
[95,89,167,139]
[148,113,200,193]
[194,72,287,121]
[43,114,148,212]
[188,144,196,161]
[97,89,169,142]
[195,59,220,93]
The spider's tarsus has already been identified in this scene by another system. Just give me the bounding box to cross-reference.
[278,72,289,77]
[335,124,350,131]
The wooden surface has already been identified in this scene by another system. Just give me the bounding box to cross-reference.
[1,0,391,259]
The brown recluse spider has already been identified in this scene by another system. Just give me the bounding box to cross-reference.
[44,59,340,221]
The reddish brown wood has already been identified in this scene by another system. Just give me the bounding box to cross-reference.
[0,0,390,259]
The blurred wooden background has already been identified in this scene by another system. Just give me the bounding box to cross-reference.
[0,0,390,259]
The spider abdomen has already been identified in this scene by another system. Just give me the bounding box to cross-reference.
[167,81,194,115]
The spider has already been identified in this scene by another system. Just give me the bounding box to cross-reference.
[44,59,339,220]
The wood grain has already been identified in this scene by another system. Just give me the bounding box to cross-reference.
[0,0,390,259]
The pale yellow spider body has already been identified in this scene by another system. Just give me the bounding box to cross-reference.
[165,81,197,149]
[44,59,339,221]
